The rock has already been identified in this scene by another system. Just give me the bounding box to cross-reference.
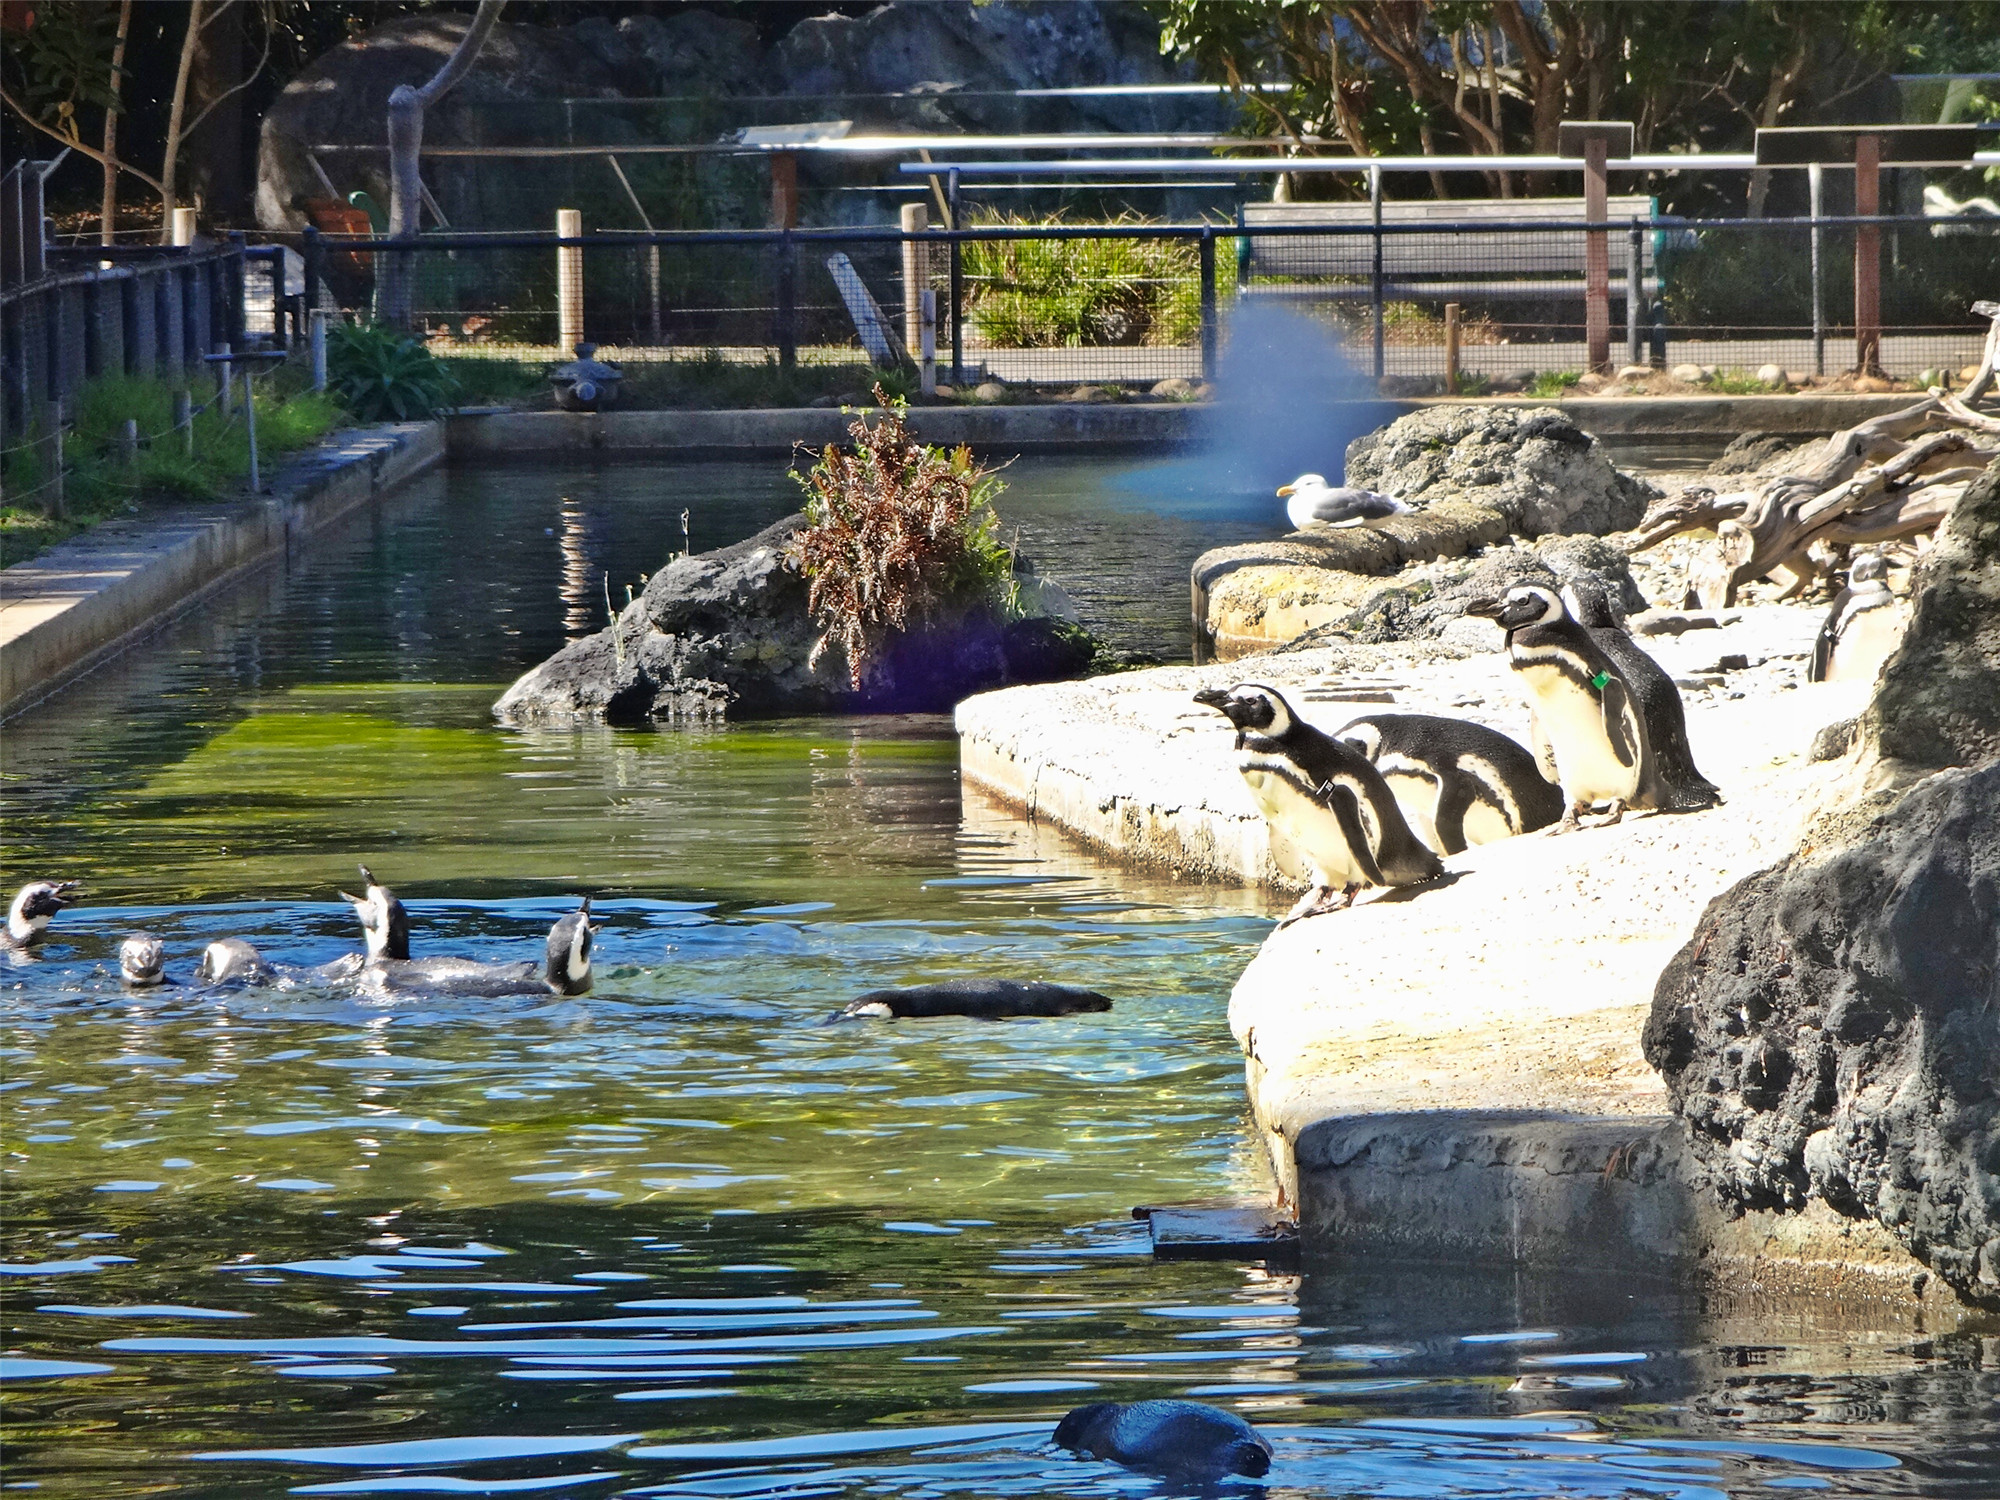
[493,513,1095,723]
[1616,364,1652,381]
[1190,381,1215,402]
[1630,609,1720,636]
[1066,383,1118,403]
[1490,367,1538,393]
[1853,374,1894,393]
[1643,761,2000,1306]
[972,381,1010,404]
[1574,371,1609,391]
[1858,457,2000,774]
[1808,717,1857,762]
[931,384,956,399]
[1342,405,1657,537]
[1333,535,1646,647]
[1708,430,1797,476]
[1149,377,1196,400]
[1755,362,1787,387]
[1378,374,1444,397]
[1962,365,1984,384]
[1670,363,1708,384]
[612,10,762,95]
[1787,371,1813,388]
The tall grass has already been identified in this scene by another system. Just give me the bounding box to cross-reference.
[962,212,1202,350]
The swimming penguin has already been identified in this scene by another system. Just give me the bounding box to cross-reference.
[1279,473,1413,531]
[197,937,277,985]
[119,933,168,987]
[1809,553,1902,684]
[832,978,1112,1022]
[3,880,79,951]
[1559,576,1723,818]
[1055,1400,1272,1482]
[1465,585,1718,833]
[1195,682,1443,923]
[342,868,596,996]
[1336,713,1564,854]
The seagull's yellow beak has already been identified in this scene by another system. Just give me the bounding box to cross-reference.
[1275,484,1295,497]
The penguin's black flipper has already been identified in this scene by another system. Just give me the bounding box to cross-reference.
[1809,588,1849,683]
[1430,768,1476,856]
[1599,674,1643,771]
[1317,779,1386,888]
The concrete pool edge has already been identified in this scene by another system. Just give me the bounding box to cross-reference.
[444,392,1922,460]
[0,419,442,720]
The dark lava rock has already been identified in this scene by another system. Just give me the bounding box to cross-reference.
[832,979,1113,1021]
[1344,405,1657,537]
[493,514,1093,724]
[1708,430,1800,476]
[1642,762,2000,1304]
[1644,460,2000,1305]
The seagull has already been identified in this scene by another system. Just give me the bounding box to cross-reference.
[1278,474,1414,531]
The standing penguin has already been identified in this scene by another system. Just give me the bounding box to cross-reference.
[1561,576,1723,816]
[1809,553,1900,684]
[1337,713,1564,854]
[1195,682,1443,923]
[1464,585,1718,833]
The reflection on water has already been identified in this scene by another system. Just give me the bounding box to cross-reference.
[0,456,1992,1497]
[558,493,603,639]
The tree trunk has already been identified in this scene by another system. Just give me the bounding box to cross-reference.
[100,0,132,247]
[381,0,506,330]
[185,0,247,224]
[159,0,205,242]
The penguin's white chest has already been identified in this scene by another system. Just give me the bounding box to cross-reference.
[1240,763,1373,887]
[1514,660,1640,804]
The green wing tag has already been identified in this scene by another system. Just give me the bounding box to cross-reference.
[1590,670,1612,692]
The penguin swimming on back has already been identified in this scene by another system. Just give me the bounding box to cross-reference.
[4,881,79,952]
[1195,681,1443,922]
[1337,712,1563,854]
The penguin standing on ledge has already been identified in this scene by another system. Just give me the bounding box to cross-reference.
[1465,584,1716,833]
[1336,712,1564,854]
[1195,682,1443,924]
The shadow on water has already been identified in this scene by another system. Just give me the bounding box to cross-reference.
[3,449,1996,1497]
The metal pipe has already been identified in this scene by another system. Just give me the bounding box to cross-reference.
[310,309,327,392]
[1626,219,1643,367]
[1809,162,1825,377]
[1369,164,1384,380]
[947,167,963,386]
[1198,228,1216,382]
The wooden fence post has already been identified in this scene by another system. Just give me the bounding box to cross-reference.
[557,208,583,353]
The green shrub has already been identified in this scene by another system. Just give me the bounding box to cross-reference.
[962,212,1201,349]
[784,388,1014,686]
[326,322,460,421]
[1527,371,1583,397]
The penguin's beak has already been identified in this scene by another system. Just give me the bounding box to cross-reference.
[1461,596,1505,621]
[337,890,361,907]
[1193,687,1232,710]
[1275,484,1296,497]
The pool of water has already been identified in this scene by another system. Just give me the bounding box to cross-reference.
[2,457,1993,1499]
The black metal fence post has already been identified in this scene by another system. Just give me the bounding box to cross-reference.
[775,227,796,369]
[1198,227,1217,382]
[301,225,324,317]
[226,230,247,350]
[947,167,963,386]
[1626,219,1643,367]
[1369,164,1385,380]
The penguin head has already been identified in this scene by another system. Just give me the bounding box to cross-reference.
[8,880,79,943]
[339,865,411,962]
[1849,551,1889,584]
[545,896,598,995]
[119,932,167,986]
[1194,683,1296,738]
[1464,585,1567,633]
[1559,576,1622,631]
[197,937,266,985]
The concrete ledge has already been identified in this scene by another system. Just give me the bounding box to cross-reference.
[446,392,1917,462]
[0,421,442,718]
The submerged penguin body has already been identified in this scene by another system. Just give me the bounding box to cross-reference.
[833,978,1111,1021]
[342,869,597,997]
[1055,1400,1272,1481]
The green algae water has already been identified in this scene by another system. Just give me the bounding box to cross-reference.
[1,460,1993,1498]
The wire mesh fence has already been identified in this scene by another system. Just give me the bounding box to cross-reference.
[265,211,1995,393]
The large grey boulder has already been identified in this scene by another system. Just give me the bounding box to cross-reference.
[1344,406,1657,537]
[1331,534,1648,647]
[494,514,1092,724]
[1642,459,2000,1306]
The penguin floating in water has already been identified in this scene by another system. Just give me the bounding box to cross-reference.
[341,866,598,996]
[119,933,169,987]
[197,937,277,985]
[1336,712,1564,855]
[1055,1400,1272,1482]
[1195,682,1443,923]
[1465,584,1720,833]
[1809,552,1902,684]
[832,978,1111,1022]
[4,880,79,952]
[1278,473,1413,531]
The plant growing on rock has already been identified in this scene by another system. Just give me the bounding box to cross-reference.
[785,389,1015,687]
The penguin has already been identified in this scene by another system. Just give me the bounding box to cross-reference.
[1278,473,1413,531]
[1194,682,1444,923]
[119,933,169,987]
[1559,577,1724,818]
[197,938,277,985]
[1055,1400,1272,1482]
[1809,553,1901,684]
[1336,713,1564,854]
[4,880,79,951]
[1464,585,1716,833]
[831,978,1112,1022]
[342,867,597,997]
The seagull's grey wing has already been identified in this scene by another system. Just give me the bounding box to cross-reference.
[1306,488,1404,525]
